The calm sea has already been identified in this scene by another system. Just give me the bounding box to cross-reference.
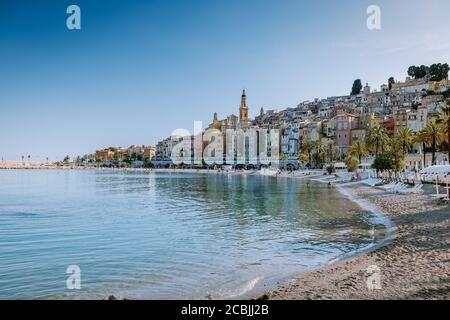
[0,170,386,299]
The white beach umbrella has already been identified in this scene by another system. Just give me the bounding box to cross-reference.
[436,174,440,195]
[447,173,450,199]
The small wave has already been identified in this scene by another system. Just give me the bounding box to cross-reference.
[1,211,39,217]
[222,276,264,299]
[325,185,395,264]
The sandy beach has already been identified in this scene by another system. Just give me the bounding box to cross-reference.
[259,183,450,300]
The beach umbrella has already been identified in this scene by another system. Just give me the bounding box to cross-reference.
[444,172,450,199]
[436,174,440,195]
[415,163,421,182]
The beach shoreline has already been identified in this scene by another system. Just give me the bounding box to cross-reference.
[0,165,327,179]
[256,182,450,300]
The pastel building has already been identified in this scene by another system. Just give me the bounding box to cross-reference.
[334,111,356,156]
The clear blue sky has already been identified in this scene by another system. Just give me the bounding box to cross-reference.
[1,0,449,161]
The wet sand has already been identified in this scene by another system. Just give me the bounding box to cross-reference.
[258,184,450,300]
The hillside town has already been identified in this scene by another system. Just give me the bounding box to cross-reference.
[91,63,450,172]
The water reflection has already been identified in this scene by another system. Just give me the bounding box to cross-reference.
[0,170,382,300]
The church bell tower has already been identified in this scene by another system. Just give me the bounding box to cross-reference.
[239,90,249,122]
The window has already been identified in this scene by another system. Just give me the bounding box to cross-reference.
[337,123,342,130]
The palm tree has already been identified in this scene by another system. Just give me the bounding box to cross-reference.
[298,153,309,166]
[325,142,337,163]
[319,151,327,165]
[366,125,390,156]
[313,140,323,167]
[345,155,359,172]
[396,127,414,154]
[349,141,369,163]
[416,122,445,165]
[302,141,315,166]
[438,104,450,161]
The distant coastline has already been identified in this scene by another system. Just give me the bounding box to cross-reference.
[0,164,325,178]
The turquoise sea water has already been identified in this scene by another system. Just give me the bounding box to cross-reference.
[0,170,385,299]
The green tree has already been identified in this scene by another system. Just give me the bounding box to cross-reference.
[326,164,335,175]
[144,158,153,168]
[416,122,445,165]
[302,141,315,166]
[122,153,132,166]
[349,141,369,163]
[371,150,404,176]
[388,142,406,172]
[407,65,429,79]
[438,104,450,161]
[298,153,309,165]
[313,140,324,167]
[366,125,390,156]
[443,89,450,99]
[429,63,449,81]
[346,156,359,173]
[372,152,394,174]
[351,79,363,95]
[63,156,70,164]
[396,127,414,154]
[392,150,405,172]
[407,63,449,81]
[319,151,327,166]
[407,65,415,78]
[388,77,395,90]
[325,142,337,163]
